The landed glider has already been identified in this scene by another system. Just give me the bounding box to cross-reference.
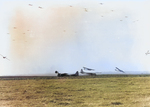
[55,71,79,77]
[80,69,96,76]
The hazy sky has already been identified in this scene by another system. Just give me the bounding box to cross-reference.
[0,0,150,76]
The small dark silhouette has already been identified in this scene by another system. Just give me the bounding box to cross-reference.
[84,8,88,12]
[55,71,79,77]
[38,6,42,9]
[14,27,16,29]
[145,50,150,55]
[0,54,10,61]
[100,3,103,5]
[29,4,33,6]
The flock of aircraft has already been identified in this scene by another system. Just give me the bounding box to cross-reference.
[55,67,126,77]
[0,50,149,73]
[55,67,97,77]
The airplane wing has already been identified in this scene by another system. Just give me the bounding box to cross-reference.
[0,54,3,57]
[80,69,96,75]
[86,73,96,75]
[83,67,95,71]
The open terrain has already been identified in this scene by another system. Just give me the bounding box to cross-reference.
[0,75,150,107]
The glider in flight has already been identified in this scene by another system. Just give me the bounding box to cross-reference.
[145,50,150,55]
[0,54,10,61]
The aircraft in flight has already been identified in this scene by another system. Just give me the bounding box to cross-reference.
[29,4,33,6]
[0,54,10,61]
[145,50,150,55]
[80,69,97,76]
[115,67,125,73]
[38,6,43,9]
[55,71,79,77]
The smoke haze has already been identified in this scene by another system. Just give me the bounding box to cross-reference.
[0,0,150,75]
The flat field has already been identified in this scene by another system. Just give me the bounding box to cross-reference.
[0,75,150,107]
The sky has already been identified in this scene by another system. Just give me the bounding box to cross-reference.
[0,0,150,76]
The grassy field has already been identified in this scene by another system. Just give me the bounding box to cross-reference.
[0,75,150,107]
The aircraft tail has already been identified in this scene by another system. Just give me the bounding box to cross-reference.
[80,69,84,73]
[70,71,79,76]
[75,71,79,76]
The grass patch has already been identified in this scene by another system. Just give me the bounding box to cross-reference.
[0,76,150,106]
